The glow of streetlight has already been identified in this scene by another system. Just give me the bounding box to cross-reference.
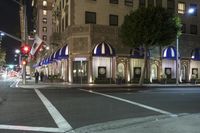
[15,49,20,54]
[0,32,5,36]
[188,8,195,14]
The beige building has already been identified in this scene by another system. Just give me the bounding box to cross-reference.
[32,0,53,45]
[35,0,200,84]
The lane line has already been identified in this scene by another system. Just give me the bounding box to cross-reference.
[80,89,177,117]
[0,125,63,133]
[35,89,74,132]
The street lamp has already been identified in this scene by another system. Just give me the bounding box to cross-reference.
[188,8,195,14]
[0,33,5,36]
[15,49,20,54]
[15,49,21,67]
[0,32,5,49]
[176,7,195,85]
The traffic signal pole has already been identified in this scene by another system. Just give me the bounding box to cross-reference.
[19,0,27,85]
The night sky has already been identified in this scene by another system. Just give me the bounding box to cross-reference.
[0,0,33,64]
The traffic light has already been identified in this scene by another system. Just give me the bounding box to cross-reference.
[22,60,27,65]
[21,44,31,57]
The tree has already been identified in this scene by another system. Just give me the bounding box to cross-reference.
[120,7,182,86]
[0,49,6,65]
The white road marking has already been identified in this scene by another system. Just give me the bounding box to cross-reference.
[0,125,63,133]
[9,80,18,88]
[81,89,177,117]
[15,79,20,87]
[35,89,74,132]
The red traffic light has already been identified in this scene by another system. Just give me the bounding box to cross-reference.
[21,44,31,55]
[22,60,27,65]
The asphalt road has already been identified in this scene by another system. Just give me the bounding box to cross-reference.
[0,78,200,133]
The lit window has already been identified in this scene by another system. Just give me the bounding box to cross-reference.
[42,18,47,24]
[43,0,47,6]
[178,2,185,14]
[43,10,47,15]
[42,27,47,32]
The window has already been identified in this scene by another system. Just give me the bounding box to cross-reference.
[42,27,47,32]
[167,0,175,12]
[125,0,133,6]
[178,2,185,14]
[190,25,197,34]
[42,18,47,24]
[65,13,68,27]
[156,0,162,7]
[181,24,186,33]
[148,0,154,7]
[43,0,47,6]
[189,4,197,16]
[139,0,145,7]
[42,35,47,41]
[43,10,47,15]
[110,0,118,4]
[109,15,118,26]
[85,11,96,24]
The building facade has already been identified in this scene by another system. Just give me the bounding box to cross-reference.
[32,0,53,45]
[34,0,200,84]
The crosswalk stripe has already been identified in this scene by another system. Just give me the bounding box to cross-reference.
[81,89,177,117]
[0,125,63,132]
[35,89,74,132]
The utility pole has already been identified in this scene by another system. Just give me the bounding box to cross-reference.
[19,0,28,85]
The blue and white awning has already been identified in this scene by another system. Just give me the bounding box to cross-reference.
[162,46,179,59]
[53,48,61,60]
[191,48,200,61]
[92,42,115,57]
[53,45,69,60]
[58,44,69,59]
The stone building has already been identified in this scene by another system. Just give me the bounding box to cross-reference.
[34,0,200,84]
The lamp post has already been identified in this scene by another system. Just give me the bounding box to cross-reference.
[176,36,179,85]
[176,7,195,85]
[15,49,21,67]
[0,32,5,50]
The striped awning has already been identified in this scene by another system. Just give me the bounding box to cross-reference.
[162,46,179,59]
[58,44,69,59]
[53,48,61,60]
[191,48,200,61]
[92,42,115,57]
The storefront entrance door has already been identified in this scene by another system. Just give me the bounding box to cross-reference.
[73,61,88,83]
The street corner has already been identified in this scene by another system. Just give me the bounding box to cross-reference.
[73,115,170,133]
[74,113,200,133]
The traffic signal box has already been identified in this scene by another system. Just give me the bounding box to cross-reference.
[20,44,31,66]
[22,60,27,65]
[20,44,31,57]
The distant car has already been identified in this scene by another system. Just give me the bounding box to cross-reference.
[26,74,31,80]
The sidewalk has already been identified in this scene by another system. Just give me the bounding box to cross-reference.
[74,113,200,133]
[17,78,200,89]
